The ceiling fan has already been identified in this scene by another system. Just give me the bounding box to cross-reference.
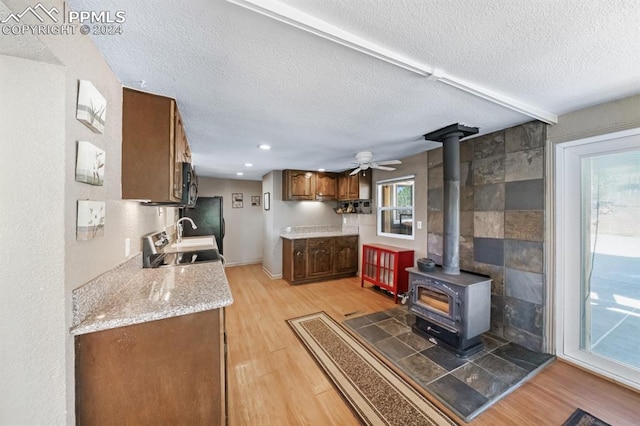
[350,151,402,175]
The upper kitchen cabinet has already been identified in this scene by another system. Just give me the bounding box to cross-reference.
[174,108,192,175]
[282,170,316,201]
[282,170,339,201]
[315,172,337,200]
[122,88,191,203]
[337,170,372,201]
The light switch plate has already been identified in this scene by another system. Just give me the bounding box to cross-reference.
[125,238,131,257]
[417,221,422,229]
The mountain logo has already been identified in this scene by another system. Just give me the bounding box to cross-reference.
[1,3,59,24]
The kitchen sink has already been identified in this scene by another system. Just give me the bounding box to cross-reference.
[153,249,223,268]
[142,231,222,268]
[165,236,216,252]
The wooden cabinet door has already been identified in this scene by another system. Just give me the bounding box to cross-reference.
[334,236,358,274]
[283,170,315,200]
[315,173,337,200]
[338,172,361,200]
[122,88,190,203]
[307,238,334,278]
[76,310,223,424]
[172,104,184,200]
[346,173,360,199]
[338,173,349,200]
[292,240,307,280]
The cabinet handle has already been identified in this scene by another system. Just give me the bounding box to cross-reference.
[295,251,303,256]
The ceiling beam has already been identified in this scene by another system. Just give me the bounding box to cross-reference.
[226,0,558,124]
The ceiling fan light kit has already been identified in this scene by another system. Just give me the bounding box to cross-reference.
[350,151,402,175]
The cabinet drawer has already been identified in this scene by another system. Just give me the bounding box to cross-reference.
[293,239,307,251]
[335,236,358,247]
[308,237,335,248]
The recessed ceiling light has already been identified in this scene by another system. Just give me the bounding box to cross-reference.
[258,144,271,150]
[236,172,244,176]
[244,163,253,167]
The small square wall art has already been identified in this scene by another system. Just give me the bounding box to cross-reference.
[76,80,107,133]
[77,200,105,241]
[75,141,105,186]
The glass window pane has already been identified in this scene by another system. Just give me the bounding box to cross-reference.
[581,149,640,370]
[377,176,415,239]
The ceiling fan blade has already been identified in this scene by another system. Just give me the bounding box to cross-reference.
[349,167,362,176]
[375,160,402,166]
[372,165,396,171]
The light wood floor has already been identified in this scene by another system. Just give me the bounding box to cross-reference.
[224,264,640,425]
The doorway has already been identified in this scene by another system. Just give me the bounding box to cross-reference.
[555,128,640,390]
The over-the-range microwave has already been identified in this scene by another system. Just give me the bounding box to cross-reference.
[141,162,198,208]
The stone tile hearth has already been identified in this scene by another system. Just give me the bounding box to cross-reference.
[344,307,555,422]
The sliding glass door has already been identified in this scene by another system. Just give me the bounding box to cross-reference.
[556,128,640,390]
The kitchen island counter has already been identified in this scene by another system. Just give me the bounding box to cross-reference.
[70,254,232,336]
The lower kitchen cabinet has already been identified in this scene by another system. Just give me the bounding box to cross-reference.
[334,236,359,275]
[307,238,335,279]
[75,309,226,425]
[282,236,358,284]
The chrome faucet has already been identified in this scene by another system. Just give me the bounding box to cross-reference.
[175,217,197,243]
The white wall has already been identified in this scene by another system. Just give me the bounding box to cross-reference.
[262,171,341,277]
[197,177,263,266]
[347,151,431,270]
[0,54,67,426]
[1,1,178,423]
[548,94,640,144]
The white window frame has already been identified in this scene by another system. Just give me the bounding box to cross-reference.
[555,126,640,391]
[376,175,415,240]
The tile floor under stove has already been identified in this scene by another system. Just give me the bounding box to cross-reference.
[344,307,555,422]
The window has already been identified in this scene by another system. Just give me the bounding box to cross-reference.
[377,176,415,239]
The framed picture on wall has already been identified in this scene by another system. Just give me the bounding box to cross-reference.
[232,192,243,208]
[76,80,107,134]
[75,141,105,186]
[264,192,270,210]
[251,195,260,206]
[77,200,105,241]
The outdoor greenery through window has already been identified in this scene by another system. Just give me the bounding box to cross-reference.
[377,176,415,239]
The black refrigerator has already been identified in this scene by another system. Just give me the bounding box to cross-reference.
[180,196,225,254]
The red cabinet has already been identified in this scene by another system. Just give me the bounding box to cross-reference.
[361,244,414,303]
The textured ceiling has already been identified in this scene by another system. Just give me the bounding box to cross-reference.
[66,0,640,180]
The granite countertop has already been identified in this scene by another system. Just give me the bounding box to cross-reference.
[70,237,233,336]
[280,225,359,240]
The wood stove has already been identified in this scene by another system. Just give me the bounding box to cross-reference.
[407,123,492,357]
[407,268,491,357]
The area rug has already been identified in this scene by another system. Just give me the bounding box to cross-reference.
[287,312,457,425]
[562,408,610,426]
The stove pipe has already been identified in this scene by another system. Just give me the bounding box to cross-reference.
[424,124,479,275]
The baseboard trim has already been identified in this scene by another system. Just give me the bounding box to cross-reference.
[224,259,262,268]
[261,266,282,279]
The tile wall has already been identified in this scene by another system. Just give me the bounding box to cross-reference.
[426,121,546,351]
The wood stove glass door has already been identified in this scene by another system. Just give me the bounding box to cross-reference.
[417,287,450,316]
